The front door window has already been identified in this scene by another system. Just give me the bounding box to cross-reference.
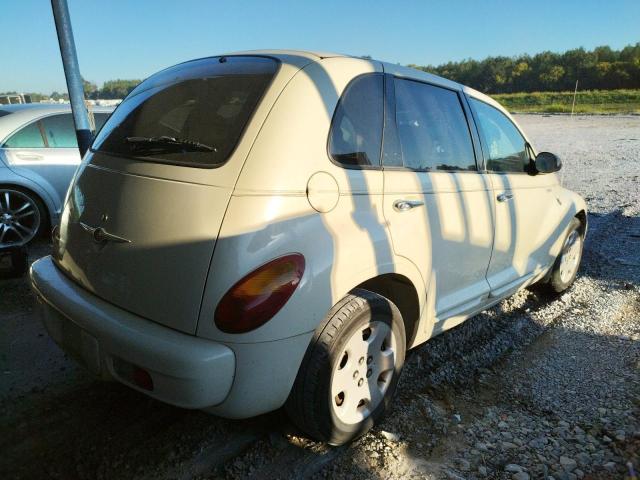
[470,98,530,173]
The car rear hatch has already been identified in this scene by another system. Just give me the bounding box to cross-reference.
[53,55,282,334]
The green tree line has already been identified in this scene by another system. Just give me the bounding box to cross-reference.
[83,78,141,99]
[410,43,640,93]
[1,78,141,102]
[5,43,639,101]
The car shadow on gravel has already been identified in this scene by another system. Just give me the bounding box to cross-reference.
[444,294,640,479]
[0,375,290,479]
[580,210,640,286]
[352,289,639,479]
[373,210,640,479]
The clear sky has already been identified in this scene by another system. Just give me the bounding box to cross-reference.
[1,0,639,93]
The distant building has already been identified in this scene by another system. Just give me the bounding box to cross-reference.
[0,93,30,105]
[87,99,122,107]
[39,99,69,104]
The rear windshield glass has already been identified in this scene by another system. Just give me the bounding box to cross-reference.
[92,56,278,168]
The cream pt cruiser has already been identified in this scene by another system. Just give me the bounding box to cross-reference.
[30,51,586,445]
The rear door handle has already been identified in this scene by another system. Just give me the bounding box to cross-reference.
[393,199,424,212]
[497,192,514,202]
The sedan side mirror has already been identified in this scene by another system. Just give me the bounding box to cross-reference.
[533,151,562,174]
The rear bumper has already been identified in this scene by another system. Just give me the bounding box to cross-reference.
[30,255,235,409]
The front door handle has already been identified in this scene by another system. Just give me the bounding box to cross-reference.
[393,199,424,212]
[15,153,44,161]
[497,192,514,202]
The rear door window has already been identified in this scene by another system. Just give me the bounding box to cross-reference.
[3,121,45,148]
[328,74,384,168]
[92,56,279,168]
[41,114,77,147]
[394,79,476,171]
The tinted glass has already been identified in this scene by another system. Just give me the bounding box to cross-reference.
[3,121,45,148]
[394,79,476,171]
[471,98,529,173]
[329,74,384,167]
[93,56,278,168]
[94,112,109,131]
[41,114,78,147]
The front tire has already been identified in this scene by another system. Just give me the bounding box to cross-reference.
[548,218,584,293]
[0,187,46,248]
[286,289,406,445]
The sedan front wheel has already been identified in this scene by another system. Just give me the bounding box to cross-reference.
[0,188,45,248]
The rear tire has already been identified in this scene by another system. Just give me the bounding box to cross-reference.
[547,218,584,293]
[286,289,406,445]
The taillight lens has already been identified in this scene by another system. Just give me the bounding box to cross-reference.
[215,253,305,333]
[112,357,154,391]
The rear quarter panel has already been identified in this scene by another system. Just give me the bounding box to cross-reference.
[196,193,425,343]
[197,57,426,343]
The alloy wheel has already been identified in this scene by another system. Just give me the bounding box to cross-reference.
[0,189,41,247]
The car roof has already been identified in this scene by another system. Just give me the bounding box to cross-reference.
[0,53,511,143]
[227,49,347,61]
[212,49,347,71]
[0,103,113,143]
[229,50,508,113]
[0,103,113,113]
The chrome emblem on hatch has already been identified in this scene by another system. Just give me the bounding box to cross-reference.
[79,222,131,244]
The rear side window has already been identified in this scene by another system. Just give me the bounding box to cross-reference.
[3,121,45,148]
[394,79,476,171]
[92,56,279,168]
[3,113,110,149]
[41,114,77,147]
[329,74,384,168]
[470,98,529,173]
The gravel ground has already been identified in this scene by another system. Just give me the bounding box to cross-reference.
[521,114,640,217]
[0,114,638,479]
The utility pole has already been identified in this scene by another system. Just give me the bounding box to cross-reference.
[51,0,93,157]
[571,80,579,116]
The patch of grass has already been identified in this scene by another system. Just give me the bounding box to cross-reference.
[493,89,640,114]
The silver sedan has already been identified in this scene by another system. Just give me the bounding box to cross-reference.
[0,104,112,248]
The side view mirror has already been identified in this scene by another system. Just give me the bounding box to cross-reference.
[533,151,562,174]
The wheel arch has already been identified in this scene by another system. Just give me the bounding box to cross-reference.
[355,273,421,348]
[331,254,426,350]
[575,209,587,236]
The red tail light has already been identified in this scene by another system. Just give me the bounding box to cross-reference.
[215,254,305,333]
